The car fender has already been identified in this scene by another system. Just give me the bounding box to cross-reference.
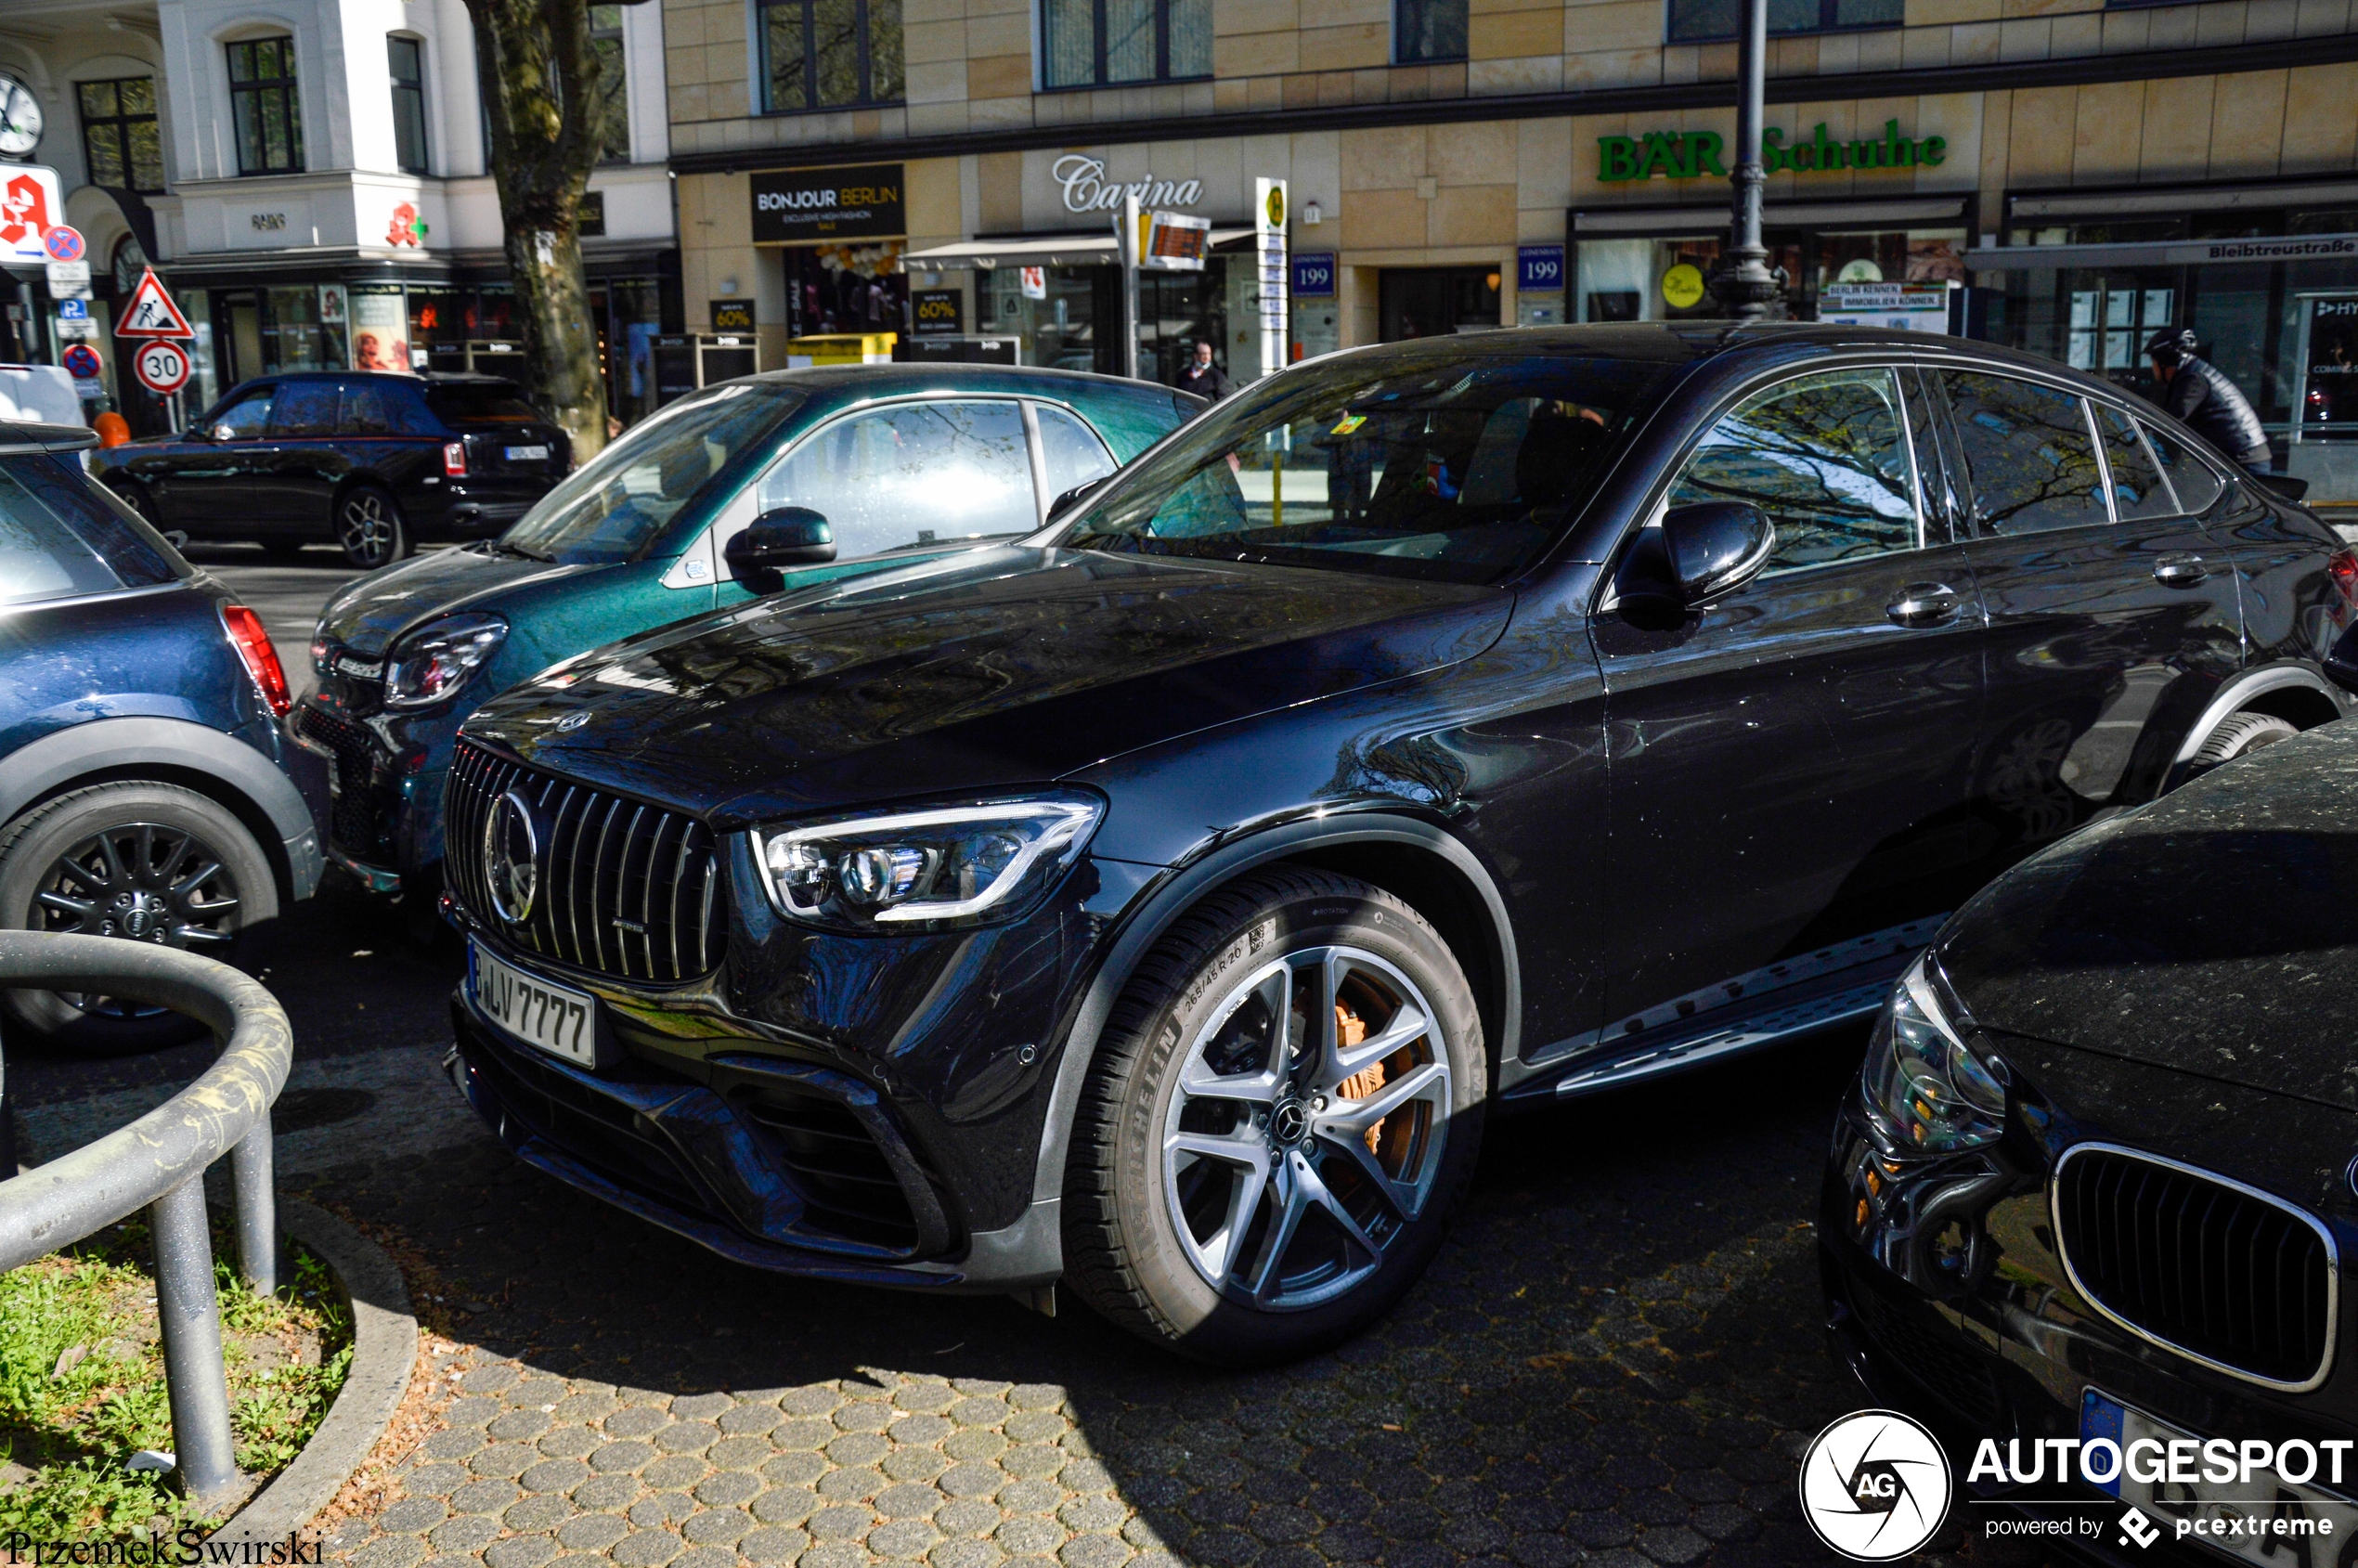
[2170,659,2352,782]
[959,811,1521,1289]
[0,716,323,900]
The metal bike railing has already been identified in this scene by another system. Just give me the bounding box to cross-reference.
[0,931,289,1503]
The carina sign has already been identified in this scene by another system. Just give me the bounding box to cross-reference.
[1054,155,1204,214]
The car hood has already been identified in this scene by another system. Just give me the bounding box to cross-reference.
[461,544,1512,827]
[1937,721,2358,1110]
[316,544,604,656]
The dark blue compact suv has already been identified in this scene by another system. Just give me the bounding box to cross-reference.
[0,422,320,1053]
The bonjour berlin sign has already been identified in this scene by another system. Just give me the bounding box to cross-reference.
[1599,121,1947,182]
[750,164,905,242]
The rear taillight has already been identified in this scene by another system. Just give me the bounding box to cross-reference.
[221,604,291,717]
[2331,549,2358,614]
[444,440,467,477]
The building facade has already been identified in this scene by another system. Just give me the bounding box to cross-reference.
[659,0,2358,499]
[0,0,678,429]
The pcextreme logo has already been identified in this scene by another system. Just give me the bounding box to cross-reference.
[1798,1410,1954,1561]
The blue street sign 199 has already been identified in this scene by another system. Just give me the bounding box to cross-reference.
[1519,246,1565,292]
[1291,253,1336,298]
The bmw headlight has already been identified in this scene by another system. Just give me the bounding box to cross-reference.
[1860,952,2008,1158]
[752,792,1103,931]
[383,613,508,709]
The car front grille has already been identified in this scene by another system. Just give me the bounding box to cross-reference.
[735,1086,925,1251]
[294,702,382,858]
[446,740,725,984]
[2054,1144,2337,1389]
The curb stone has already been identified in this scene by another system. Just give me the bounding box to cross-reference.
[213,1196,420,1547]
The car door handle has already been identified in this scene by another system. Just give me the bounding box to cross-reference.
[2154,553,2209,587]
[1886,582,1961,627]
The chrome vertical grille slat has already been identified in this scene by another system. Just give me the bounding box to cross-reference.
[444,740,725,984]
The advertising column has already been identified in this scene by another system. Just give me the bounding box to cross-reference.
[1255,179,1289,381]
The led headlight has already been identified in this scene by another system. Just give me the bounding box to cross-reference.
[383,613,508,709]
[1860,952,2008,1158]
[752,792,1103,931]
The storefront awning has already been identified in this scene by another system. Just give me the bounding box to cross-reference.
[1963,232,2358,272]
[904,229,1252,268]
[1570,195,1969,238]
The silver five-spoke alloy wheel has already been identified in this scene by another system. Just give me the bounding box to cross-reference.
[1162,944,1452,1311]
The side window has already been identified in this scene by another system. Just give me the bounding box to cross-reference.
[0,455,173,605]
[758,400,1035,559]
[1666,367,1920,574]
[267,381,338,437]
[341,380,393,435]
[2095,405,2173,520]
[2140,420,2225,515]
[1035,404,1117,502]
[1937,370,2107,537]
[210,389,276,440]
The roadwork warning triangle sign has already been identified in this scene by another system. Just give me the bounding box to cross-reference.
[116,266,193,339]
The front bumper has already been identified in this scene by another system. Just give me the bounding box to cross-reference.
[1820,1102,2358,1565]
[449,991,988,1286]
[289,694,454,887]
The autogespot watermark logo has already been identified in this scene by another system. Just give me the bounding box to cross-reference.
[1799,1410,1954,1561]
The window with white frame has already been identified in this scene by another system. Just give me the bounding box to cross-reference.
[227,35,304,175]
[389,36,428,174]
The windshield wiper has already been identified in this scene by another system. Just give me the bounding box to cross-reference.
[875,531,1024,556]
[493,540,555,562]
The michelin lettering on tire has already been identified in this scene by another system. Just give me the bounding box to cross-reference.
[1798,1408,1952,1562]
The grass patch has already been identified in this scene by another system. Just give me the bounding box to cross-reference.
[0,1212,353,1539]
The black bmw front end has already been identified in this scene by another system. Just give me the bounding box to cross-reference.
[1820,725,2358,1562]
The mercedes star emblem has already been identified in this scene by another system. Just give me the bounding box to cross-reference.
[484,787,539,924]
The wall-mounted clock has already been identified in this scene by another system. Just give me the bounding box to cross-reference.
[0,77,44,159]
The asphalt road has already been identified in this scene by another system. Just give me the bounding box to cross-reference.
[6,551,2022,1567]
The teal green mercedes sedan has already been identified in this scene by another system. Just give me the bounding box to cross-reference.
[287,364,1199,926]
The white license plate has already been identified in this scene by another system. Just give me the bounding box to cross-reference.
[470,940,602,1068]
[2084,1390,2358,1562]
[505,445,550,462]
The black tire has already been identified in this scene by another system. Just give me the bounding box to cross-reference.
[2191,711,2300,772]
[1063,867,1484,1366]
[335,485,408,569]
[0,783,279,1055]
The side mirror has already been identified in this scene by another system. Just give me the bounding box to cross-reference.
[724,506,837,589]
[1047,475,1108,523]
[1614,501,1775,625]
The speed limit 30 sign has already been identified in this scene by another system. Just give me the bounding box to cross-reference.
[133,338,191,395]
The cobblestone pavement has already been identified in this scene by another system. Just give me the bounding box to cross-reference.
[303,1036,1873,1568]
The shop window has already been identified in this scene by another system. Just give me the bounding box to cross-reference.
[591,6,631,161]
[758,400,1035,555]
[761,0,904,112]
[227,36,304,175]
[1380,266,1499,341]
[1667,0,1900,42]
[1667,368,1920,574]
[1041,0,1209,89]
[1937,371,2107,537]
[388,36,429,175]
[77,77,165,194]
[1394,0,1466,63]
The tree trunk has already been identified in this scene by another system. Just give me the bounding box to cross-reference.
[463,0,608,462]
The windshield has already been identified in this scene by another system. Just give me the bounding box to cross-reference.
[499,384,803,565]
[1060,347,1672,582]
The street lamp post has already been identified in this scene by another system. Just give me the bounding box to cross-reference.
[1716,0,1781,319]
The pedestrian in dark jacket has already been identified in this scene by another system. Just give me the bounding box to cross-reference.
[1175,341,1232,400]
[2145,327,2273,474]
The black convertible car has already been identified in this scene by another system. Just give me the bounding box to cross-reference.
[439,324,2358,1364]
[1825,720,2358,1559]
